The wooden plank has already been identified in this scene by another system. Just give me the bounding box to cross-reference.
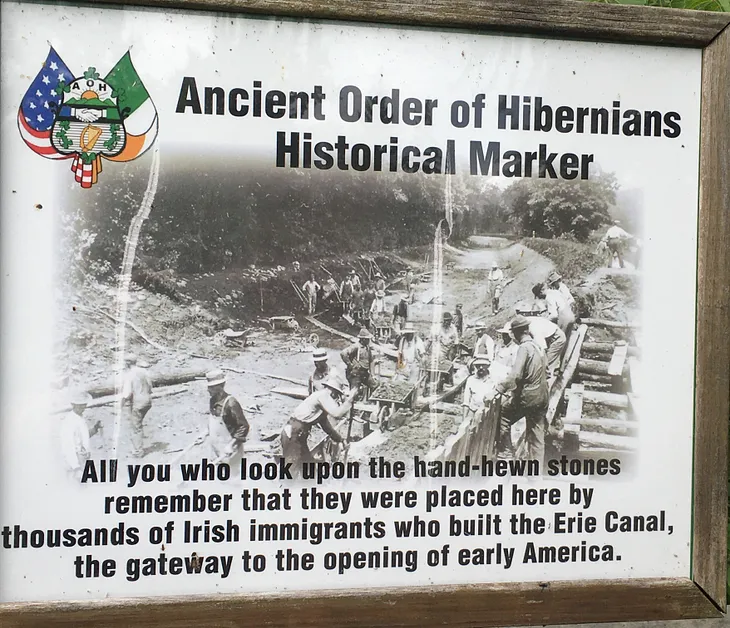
[608,342,629,376]
[52,385,188,414]
[546,323,587,425]
[224,366,307,387]
[86,369,206,397]
[89,0,730,47]
[565,383,584,422]
[579,431,637,452]
[563,423,580,453]
[428,401,461,414]
[270,386,308,400]
[582,342,640,357]
[580,318,640,329]
[578,357,629,377]
[563,417,638,436]
[582,389,629,409]
[627,356,642,394]
[4,578,717,628]
[693,23,730,610]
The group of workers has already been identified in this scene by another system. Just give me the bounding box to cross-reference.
[57,354,256,477]
[301,268,417,325]
[58,254,581,475]
[286,259,578,468]
[464,267,577,466]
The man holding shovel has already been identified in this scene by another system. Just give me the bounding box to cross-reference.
[280,374,357,473]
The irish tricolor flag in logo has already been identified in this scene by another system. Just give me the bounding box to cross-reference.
[19,47,157,187]
[104,52,158,162]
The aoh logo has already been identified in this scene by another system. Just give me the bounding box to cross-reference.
[18,47,158,188]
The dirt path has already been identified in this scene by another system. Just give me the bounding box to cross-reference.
[405,235,554,340]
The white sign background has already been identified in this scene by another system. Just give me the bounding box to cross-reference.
[0,1,700,603]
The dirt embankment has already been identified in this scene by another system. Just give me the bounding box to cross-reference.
[178,253,410,325]
[522,235,640,327]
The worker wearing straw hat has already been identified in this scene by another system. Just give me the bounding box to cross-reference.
[59,390,92,479]
[341,328,377,391]
[473,323,495,361]
[546,270,575,309]
[487,261,504,315]
[121,353,153,458]
[308,348,331,394]
[397,323,425,382]
[494,323,519,369]
[206,369,249,463]
[495,316,549,465]
[545,270,576,340]
[462,355,495,424]
[434,311,459,362]
[280,373,357,470]
[369,289,387,317]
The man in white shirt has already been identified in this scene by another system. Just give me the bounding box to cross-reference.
[527,314,566,377]
[434,311,460,361]
[487,262,504,315]
[59,391,92,480]
[603,220,633,268]
[535,282,575,338]
[397,323,425,382]
[546,270,575,308]
[302,274,320,314]
[121,354,153,458]
[462,356,495,423]
[546,271,576,338]
[370,289,387,317]
[473,323,495,362]
[494,324,520,369]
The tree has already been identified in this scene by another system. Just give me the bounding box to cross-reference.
[503,173,619,241]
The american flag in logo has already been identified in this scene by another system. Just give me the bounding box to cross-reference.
[17,46,73,160]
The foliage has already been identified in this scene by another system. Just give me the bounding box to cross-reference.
[522,237,605,288]
[503,173,619,242]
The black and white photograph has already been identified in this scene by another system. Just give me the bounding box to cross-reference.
[53,160,644,475]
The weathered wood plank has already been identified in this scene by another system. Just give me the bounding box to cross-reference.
[693,23,730,610]
[88,0,730,47]
[562,423,581,452]
[270,385,308,399]
[546,323,587,424]
[608,342,629,376]
[563,416,638,436]
[0,578,719,627]
[579,431,637,451]
[582,341,640,357]
[578,357,627,377]
[580,318,639,329]
[52,385,188,414]
[565,383,584,422]
[86,369,206,397]
[582,389,629,409]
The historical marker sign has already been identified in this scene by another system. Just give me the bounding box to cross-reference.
[1,1,728,626]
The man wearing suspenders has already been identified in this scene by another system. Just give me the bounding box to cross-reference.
[494,316,549,465]
[206,370,249,463]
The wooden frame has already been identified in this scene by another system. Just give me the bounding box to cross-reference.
[1,0,729,626]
